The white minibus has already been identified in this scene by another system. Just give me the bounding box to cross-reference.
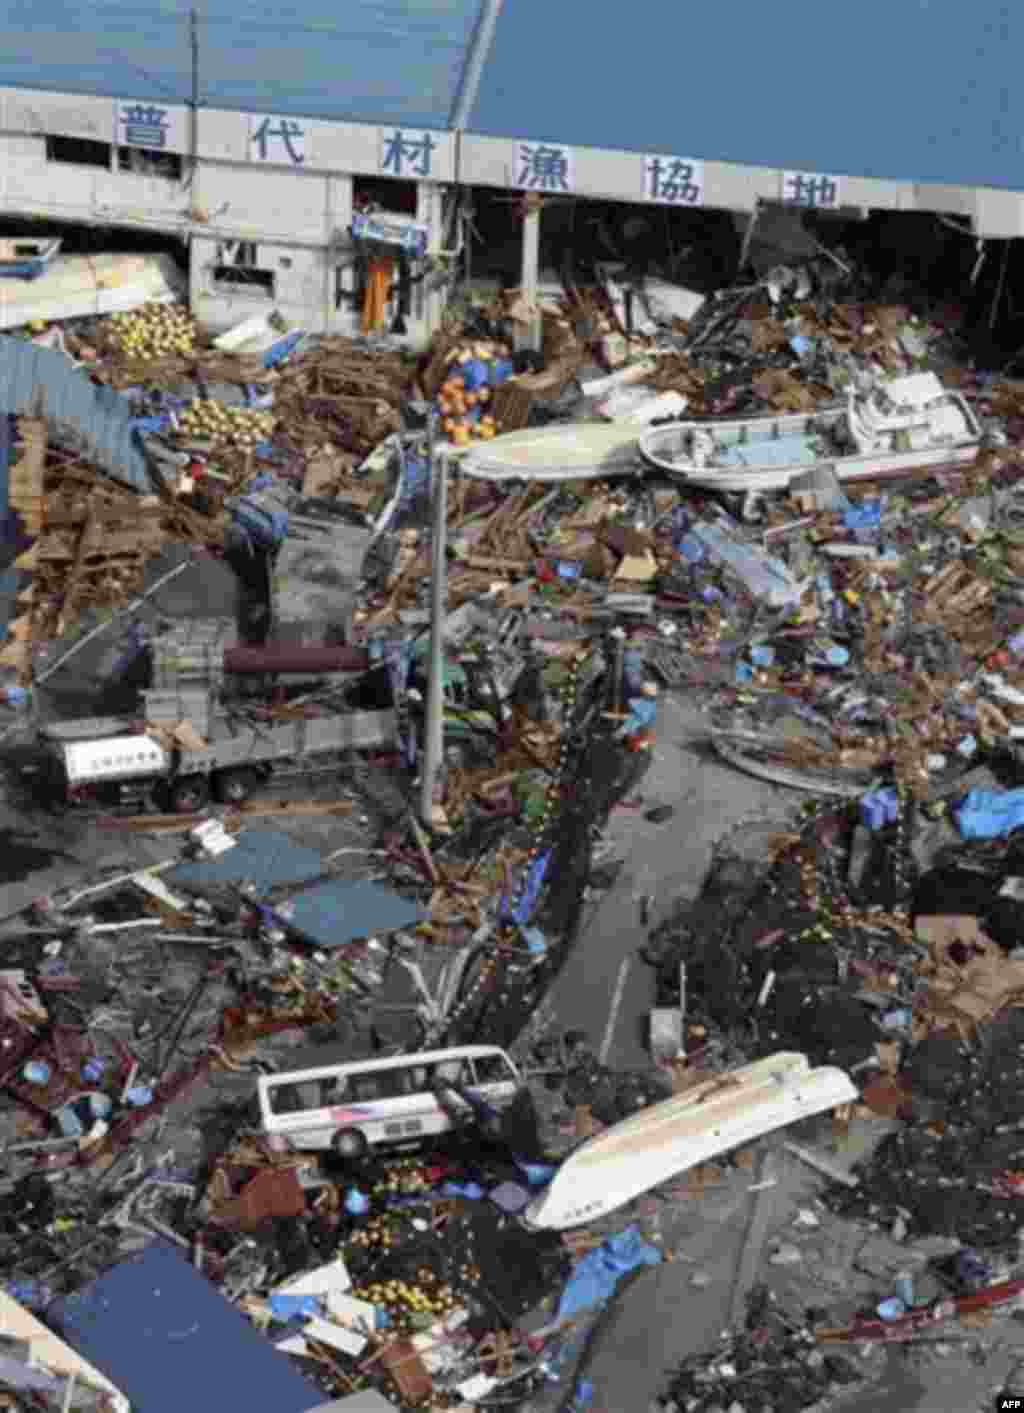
[257,1044,521,1159]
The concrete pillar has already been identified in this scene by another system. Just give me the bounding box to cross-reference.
[416,180,446,340]
[516,193,543,354]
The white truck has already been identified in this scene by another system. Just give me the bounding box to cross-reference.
[37,695,396,813]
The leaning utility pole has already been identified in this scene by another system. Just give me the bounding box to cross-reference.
[420,430,448,829]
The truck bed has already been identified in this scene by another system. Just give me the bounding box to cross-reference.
[185,708,397,770]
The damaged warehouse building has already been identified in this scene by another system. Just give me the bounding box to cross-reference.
[3,5,1024,1413]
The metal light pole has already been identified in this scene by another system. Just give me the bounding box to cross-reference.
[419,426,447,828]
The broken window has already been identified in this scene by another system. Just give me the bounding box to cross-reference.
[117,146,183,179]
[212,241,275,297]
[46,135,112,169]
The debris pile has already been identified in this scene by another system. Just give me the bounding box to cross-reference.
[658,1286,863,1413]
[7,230,1024,1413]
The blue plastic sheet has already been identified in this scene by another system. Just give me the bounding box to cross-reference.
[499,849,551,927]
[555,1225,661,1320]
[843,498,885,533]
[860,788,900,831]
[268,1294,319,1322]
[521,925,547,957]
[618,696,658,738]
[955,787,1024,839]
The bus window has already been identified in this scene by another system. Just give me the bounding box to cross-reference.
[473,1053,516,1086]
[435,1058,469,1086]
[320,1075,347,1105]
[268,1083,302,1115]
[350,1070,401,1102]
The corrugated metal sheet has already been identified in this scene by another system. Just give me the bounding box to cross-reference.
[468,0,1024,192]
[273,879,425,948]
[167,827,325,898]
[50,1243,323,1413]
[2,0,489,128]
[0,337,150,490]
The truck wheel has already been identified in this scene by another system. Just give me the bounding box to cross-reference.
[214,768,257,805]
[332,1127,369,1160]
[169,775,210,813]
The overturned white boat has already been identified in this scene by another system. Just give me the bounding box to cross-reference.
[521,1052,857,1231]
[0,252,186,329]
[459,423,642,483]
[639,372,982,492]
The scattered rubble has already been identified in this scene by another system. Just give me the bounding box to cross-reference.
[6,237,1024,1413]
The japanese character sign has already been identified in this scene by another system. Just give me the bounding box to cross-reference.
[512,141,573,192]
[249,114,305,165]
[781,171,841,209]
[644,155,704,206]
[119,103,169,149]
[379,129,437,179]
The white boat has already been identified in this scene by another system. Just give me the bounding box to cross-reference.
[521,1051,857,1231]
[0,236,62,279]
[459,423,643,483]
[639,372,982,492]
[0,252,186,329]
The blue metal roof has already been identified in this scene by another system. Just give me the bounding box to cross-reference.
[0,338,151,491]
[2,0,490,128]
[274,878,425,948]
[50,1243,323,1413]
[167,827,325,898]
[467,0,1024,191]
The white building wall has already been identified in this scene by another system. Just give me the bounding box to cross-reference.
[0,89,453,339]
[2,79,1023,341]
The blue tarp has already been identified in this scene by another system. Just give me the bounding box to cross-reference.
[272,879,426,948]
[555,1225,661,1321]
[50,1243,323,1413]
[167,828,325,899]
[955,787,1024,840]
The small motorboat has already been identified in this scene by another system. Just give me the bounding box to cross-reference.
[639,372,982,492]
[521,1051,857,1231]
[459,423,643,483]
[0,236,62,280]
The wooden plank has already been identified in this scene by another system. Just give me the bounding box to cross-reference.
[727,1149,777,1328]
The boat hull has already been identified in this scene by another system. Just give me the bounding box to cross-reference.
[521,1051,857,1231]
[0,253,185,329]
[460,424,641,483]
[639,393,982,492]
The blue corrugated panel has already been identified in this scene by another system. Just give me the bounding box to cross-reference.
[167,827,326,898]
[0,337,150,490]
[1,0,487,128]
[274,879,425,948]
[469,0,1024,191]
[50,1243,323,1413]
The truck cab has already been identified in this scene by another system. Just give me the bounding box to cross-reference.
[39,730,170,809]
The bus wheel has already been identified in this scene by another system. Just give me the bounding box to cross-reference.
[169,775,210,814]
[332,1127,369,1160]
[214,767,257,805]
